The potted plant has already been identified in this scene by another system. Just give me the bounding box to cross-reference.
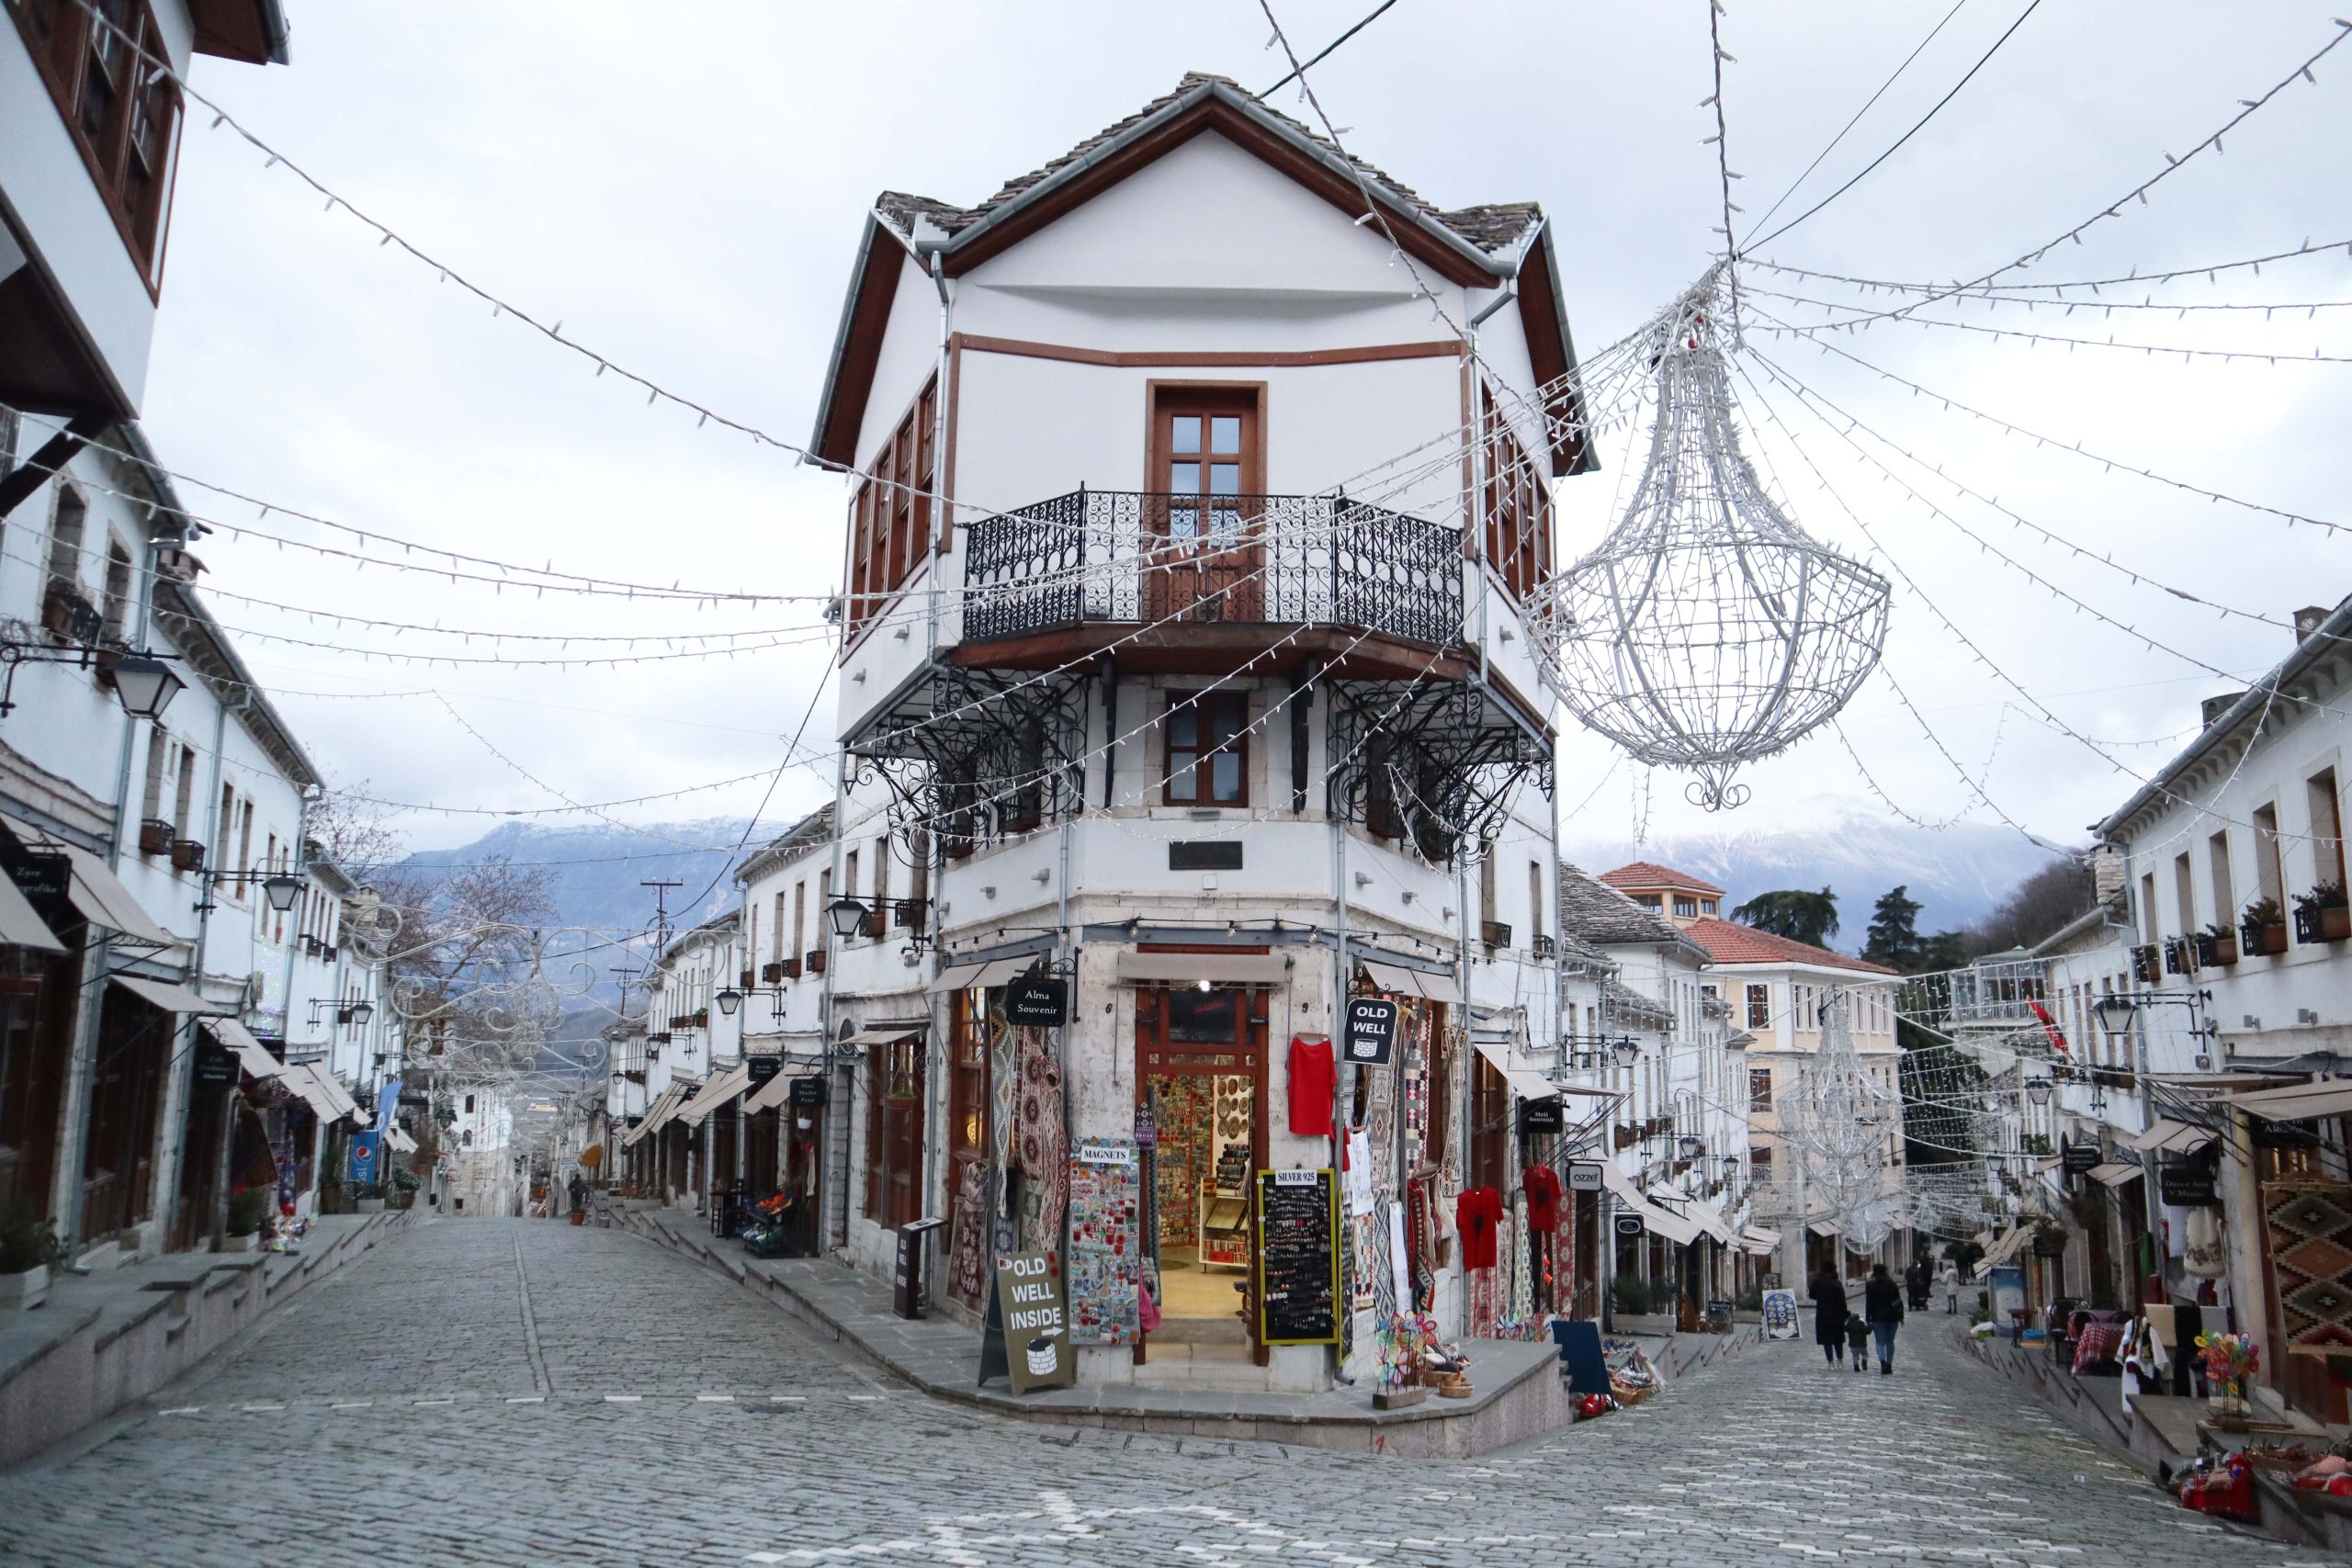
[224,1189,270,1251]
[2199,921,2239,967]
[2294,881,2351,943]
[353,1182,386,1214]
[2242,897,2289,957]
[1609,1270,1654,1318]
[0,1210,64,1310]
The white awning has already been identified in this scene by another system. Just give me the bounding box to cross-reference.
[202,1017,283,1083]
[385,1126,417,1154]
[2088,1162,2144,1188]
[925,957,1034,994]
[624,1086,683,1145]
[0,872,62,953]
[2225,1078,2352,1123]
[1808,1219,1843,1239]
[1662,1196,1734,1245]
[838,1021,928,1050]
[643,1078,707,1135]
[0,816,172,946]
[1982,1225,2030,1266]
[112,975,232,1016]
[1360,959,1463,1005]
[2130,1117,2216,1156]
[681,1065,752,1123]
[1636,1199,1702,1247]
[278,1063,352,1124]
[1740,1225,1781,1257]
[1114,951,1289,987]
[1472,1037,1558,1104]
[742,1064,820,1115]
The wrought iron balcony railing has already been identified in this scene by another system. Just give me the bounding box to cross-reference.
[962,489,1462,649]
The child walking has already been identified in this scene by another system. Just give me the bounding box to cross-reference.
[1845,1307,1872,1372]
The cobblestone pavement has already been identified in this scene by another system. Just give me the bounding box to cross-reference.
[0,1218,2340,1566]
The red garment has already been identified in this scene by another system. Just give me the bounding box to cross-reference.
[1287,1037,1335,1136]
[1457,1186,1501,1270]
[1522,1165,1564,1233]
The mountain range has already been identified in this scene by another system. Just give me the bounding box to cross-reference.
[387,796,2064,977]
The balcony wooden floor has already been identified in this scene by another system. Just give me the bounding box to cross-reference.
[951,620,1472,682]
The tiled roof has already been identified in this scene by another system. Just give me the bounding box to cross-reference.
[736,805,836,884]
[1599,861,1725,897]
[873,73,1542,258]
[1558,863,1686,948]
[1679,917,1899,976]
[1600,976,1673,1028]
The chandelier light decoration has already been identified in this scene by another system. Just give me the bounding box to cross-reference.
[1771,994,1905,1250]
[1543,268,1891,809]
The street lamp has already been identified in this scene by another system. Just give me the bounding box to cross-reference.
[1678,1133,1703,1160]
[2092,994,2137,1037]
[350,999,375,1026]
[2025,1076,2054,1107]
[1721,1154,1740,1179]
[261,873,302,913]
[827,896,869,941]
[107,656,185,721]
[716,987,741,1017]
[1610,1037,1640,1068]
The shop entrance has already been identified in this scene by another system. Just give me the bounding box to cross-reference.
[1135,982,1268,1365]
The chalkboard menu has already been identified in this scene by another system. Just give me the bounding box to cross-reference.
[1254,1168,1339,1347]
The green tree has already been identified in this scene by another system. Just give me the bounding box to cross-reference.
[1862,886,1925,970]
[1728,886,1840,947]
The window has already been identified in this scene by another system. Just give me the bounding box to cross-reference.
[2173,852,2195,938]
[100,540,132,638]
[1479,383,1551,603]
[236,800,254,888]
[843,378,936,637]
[771,892,786,962]
[792,882,807,964]
[842,849,859,934]
[1528,862,1544,943]
[138,724,167,833]
[1746,983,1770,1030]
[46,488,86,591]
[1148,387,1264,624]
[1634,893,1662,912]
[872,838,889,933]
[1468,1050,1510,1194]
[212,784,235,878]
[1672,895,1697,919]
[463,1094,475,1114]
[2311,769,2346,891]
[1749,1067,1772,1111]
[1701,898,1717,916]
[1164,691,1248,806]
[2139,872,2158,945]
[2209,831,2234,925]
[8,0,183,283]
[2252,802,2284,912]
[170,743,194,839]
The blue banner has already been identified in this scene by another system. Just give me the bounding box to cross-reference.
[348,1132,379,1185]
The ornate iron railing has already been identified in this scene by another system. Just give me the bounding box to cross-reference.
[962,489,1462,648]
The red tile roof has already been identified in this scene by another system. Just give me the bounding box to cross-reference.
[1680,917,1899,975]
[1599,861,1725,897]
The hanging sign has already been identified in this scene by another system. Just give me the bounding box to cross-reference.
[746,1055,782,1089]
[1255,1168,1340,1346]
[347,1132,379,1185]
[2061,1141,2102,1176]
[193,1037,239,1089]
[1519,1096,1566,1134]
[1614,1213,1647,1238]
[787,1077,826,1110]
[1566,1161,1605,1193]
[2160,1162,2220,1207]
[990,1250,1074,1393]
[1004,974,1068,1027]
[1340,997,1398,1066]
[0,847,70,926]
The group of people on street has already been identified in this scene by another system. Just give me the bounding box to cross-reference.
[1812,1261,1908,1375]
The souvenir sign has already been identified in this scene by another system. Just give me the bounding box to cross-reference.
[1256,1168,1340,1346]
[1004,974,1068,1027]
[2061,1141,2101,1176]
[1341,997,1398,1066]
[746,1055,782,1089]
[1518,1096,1565,1134]
[1067,1140,1139,1346]
[1761,1288,1800,1339]
[2160,1161,2220,1207]
[991,1250,1074,1393]
[193,1037,239,1089]
[1566,1161,1604,1193]
[1614,1213,1646,1238]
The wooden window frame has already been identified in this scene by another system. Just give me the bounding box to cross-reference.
[1161,690,1250,807]
[1478,383,1552,605]
[1745,983,1770,1031]
[863,1034,927,1231]
[842,377,940,645]
[1468,1050,1510,1194]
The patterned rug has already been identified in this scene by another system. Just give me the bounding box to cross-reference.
[2262,1182,2352,1357]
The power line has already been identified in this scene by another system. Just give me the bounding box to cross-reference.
[1261,0,1399,96]
[1746,0,2043,253]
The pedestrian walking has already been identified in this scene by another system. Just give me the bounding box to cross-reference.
[1939,1258,1961,1314]
[1905,1257,1929,1311]
[1810,1264,1849,1369]
[1845,1307,1872,1371]
[1865,1261,1905,1374]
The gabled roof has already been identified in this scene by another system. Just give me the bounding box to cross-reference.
[1558,863,1689,950]
[735,805,836,886]
[1600,861,1725,897]
[817,73,1590,475]
[1679,917,1898,976]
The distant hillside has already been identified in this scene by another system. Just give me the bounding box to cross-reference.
[1562,795,2071,944]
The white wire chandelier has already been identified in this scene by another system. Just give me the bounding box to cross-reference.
[1770,993,1905,1251]
[1541,268,1891,809]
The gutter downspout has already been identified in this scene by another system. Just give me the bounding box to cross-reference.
[1464,286,1516,694]
[193,691,252,1248]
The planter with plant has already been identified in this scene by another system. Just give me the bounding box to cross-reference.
[353,1182,386,1214]
[224,1189,270,1250]
[2241,897,2289,957]
[0,1210,64,1310]
[1608,1271,1653,1317]
[2293,881,2351,944]
[2198,922,2239,967]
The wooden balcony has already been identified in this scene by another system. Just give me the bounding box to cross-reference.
[957,489,1468,680]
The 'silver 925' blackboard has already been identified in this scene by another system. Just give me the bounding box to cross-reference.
[1255,1168,1340,1347]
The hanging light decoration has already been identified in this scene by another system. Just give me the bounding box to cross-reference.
[1541,268,1890,809]
[1771,994,1905,1250]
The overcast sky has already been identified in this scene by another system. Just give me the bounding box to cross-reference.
[141,1,2348,862]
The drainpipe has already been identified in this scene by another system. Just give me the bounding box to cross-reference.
[928,254,953,671]
[1463,286,1515,693]
[820,750,848,1253]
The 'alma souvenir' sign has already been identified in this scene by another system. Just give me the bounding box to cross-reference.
[1004,974,1068,1027]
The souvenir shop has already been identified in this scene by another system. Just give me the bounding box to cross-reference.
[1134,980,1270,1345]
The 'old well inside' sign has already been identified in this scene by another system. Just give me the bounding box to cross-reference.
[993,1250,1075,1393]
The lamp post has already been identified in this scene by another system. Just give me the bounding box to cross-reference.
[826,896,869,942]
[1610,1036,1640,1068]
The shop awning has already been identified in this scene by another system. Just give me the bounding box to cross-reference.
[385,1126,417,1154]
[681,1064,752,1123]
[643,1079,706,1135]
[1740,1225,1781,1257]
[1635,1199,1702,1247]
[838,1021,928,1050]
[0,873,62,953]
[2130,1117,2217,1156]
[202,1017,284,1083]
[1661,1196,1735,1245]
[1472,1037,1557,1104]
[1360,959,1462,1005]
[1114,951,1289,987]
[1808,1219,1843,1239]
[926,956,1035,993]
[743,1064,819,1115]
[279,1063,353,1124]
[2088,1161,2144,1187]
[0,816,172,946]
[1982,1225,2030,1267]
[112,975,232,1016]
[624,1086,684,1145]
[2224,1078,2352,1123]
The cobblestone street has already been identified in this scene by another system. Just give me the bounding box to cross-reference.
[0,1218,2337,1566]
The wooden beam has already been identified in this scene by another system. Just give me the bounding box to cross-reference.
[0,415,102,522]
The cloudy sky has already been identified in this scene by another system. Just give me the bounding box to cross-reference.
[140,1,2348,860]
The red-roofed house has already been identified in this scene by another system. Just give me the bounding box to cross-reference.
[1600,863,1907,1283]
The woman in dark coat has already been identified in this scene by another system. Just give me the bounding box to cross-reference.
[1864,1261,1906,1374]
[1810,1265,1849,1368]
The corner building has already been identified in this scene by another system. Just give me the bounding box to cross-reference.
[805,75,1592,1392]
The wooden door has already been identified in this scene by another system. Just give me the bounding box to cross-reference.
[1148,389,1263,625]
